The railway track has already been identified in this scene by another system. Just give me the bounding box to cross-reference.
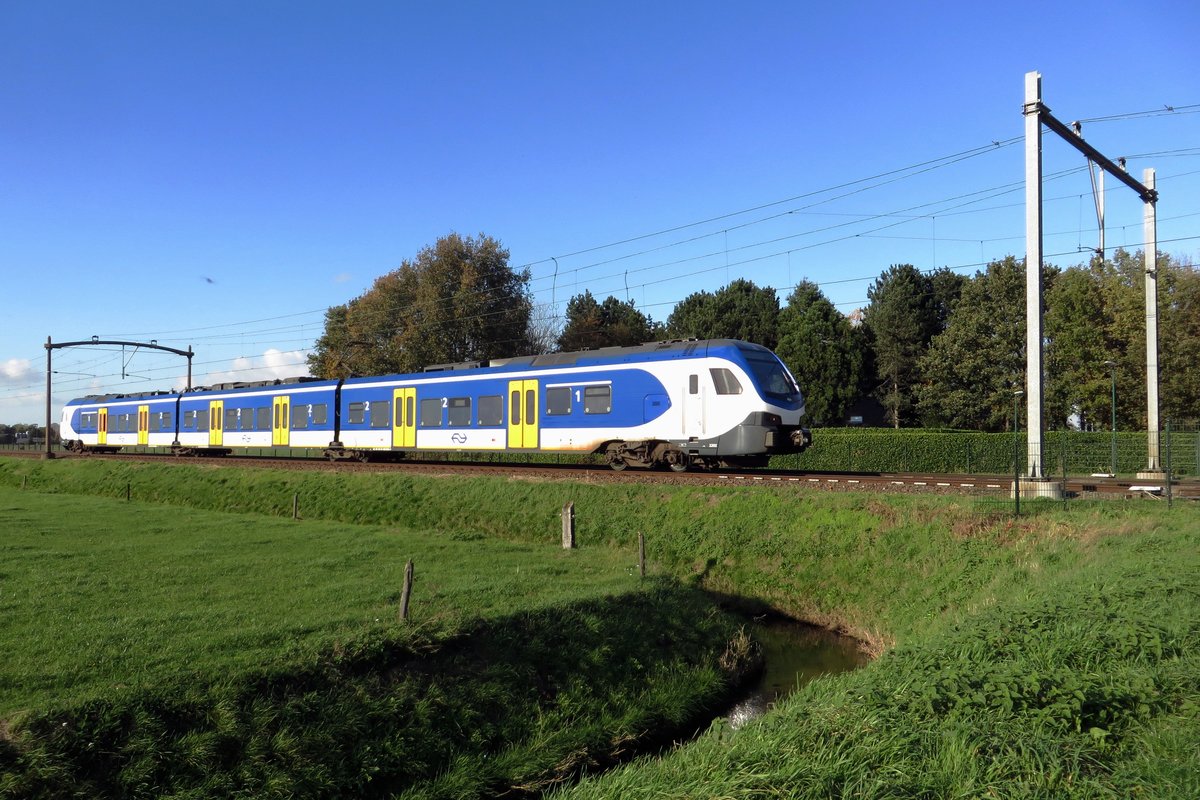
[7,449,1197,499]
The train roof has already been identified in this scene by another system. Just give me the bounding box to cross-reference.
[64,339,775,404]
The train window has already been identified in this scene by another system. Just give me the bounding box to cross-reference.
[370,401,390,428]
[710,368,743,395]
[225,408,239,431]
[256,407,271,431]
[448,397,471,427]
[395,402,404,426]
[546,387,571,416]
[478,395,503,426]
[241,410,256,431]
[162,411,173,430]
[689,375,698,395]
[406,396,414,426]
[743,354,798,400]
[420,398,442,427]
[348,402,366,425]
[313,403,328,426]
[196,409,208,431]
[525,389,537,425]
[584,385,611,414]
[292,407,309,429]
[510,391,521,425]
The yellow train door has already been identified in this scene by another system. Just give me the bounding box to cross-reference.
[98,407,108,445]
[272,395,290,446]
[506,379,538,449]
[209,399,224,446]
[392,387,415,448]
[137,404,149,445]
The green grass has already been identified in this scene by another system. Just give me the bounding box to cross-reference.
[0,477,752,798]
[0,488,645,716]
[556,509,1200,798]
[2,457,1199,798]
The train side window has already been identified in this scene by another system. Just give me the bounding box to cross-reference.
[225,408,239,431]
[546,387,571,415]
[510,391,521,425]
[197,409,209,430]
[710,368,743,395]
[584,385,611,414]
[162,411,173,430]
[241,410,256,431]
[292,407,309,429]
[370,401,390,428]
[256,407,271,430]
[478,395,503,426]
[448,397,471,427]
[689,375,699,394]
[348,402,366,425]
[420,398,442,427]
[312,403,328,426]
[525,389,537,425]
[395,402,404,426]
[406,396,414,426]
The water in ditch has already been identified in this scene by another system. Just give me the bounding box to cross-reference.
[725,618,868,729]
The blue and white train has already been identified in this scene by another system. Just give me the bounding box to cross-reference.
[58,339,811,470]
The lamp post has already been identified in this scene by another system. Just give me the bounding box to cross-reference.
[1103,360,1117,476]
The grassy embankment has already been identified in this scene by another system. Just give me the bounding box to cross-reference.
[2,457,1198,797]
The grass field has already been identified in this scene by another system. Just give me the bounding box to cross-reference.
[2,457,1198,798]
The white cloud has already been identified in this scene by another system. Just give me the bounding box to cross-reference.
[333,272,353,284]
[196,349,311,387]
[0,358,34,385]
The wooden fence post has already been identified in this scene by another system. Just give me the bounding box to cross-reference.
[562,501,575,549]
[126,482,131,502]
[399,560,414,621]
[638,531,646,578]
[292,493,299,520]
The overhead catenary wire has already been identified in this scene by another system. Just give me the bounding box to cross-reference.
[7,111,1199,409]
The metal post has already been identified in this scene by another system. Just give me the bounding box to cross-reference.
[1141,169,1163,477]
[44,336,55,459]
[1165,420,1173,509]
[1023,71,1045,480]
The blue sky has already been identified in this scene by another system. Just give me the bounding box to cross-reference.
[3,0,1198,424]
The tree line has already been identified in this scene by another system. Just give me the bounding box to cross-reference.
[308,232,1199,432]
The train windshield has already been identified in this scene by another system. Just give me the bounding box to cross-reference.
[743,352,800,402]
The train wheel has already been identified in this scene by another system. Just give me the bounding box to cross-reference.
[663,448,689,472]
[604,443,628,471]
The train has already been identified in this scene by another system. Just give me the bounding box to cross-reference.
[58,338,811,471]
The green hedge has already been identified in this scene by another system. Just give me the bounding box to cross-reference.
[773,428,1200,477]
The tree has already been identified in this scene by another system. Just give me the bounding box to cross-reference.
[862,265,939,428]
[1159,257,1200,425]
[1044,260,1115,429]
[556,291,660,351]
[927,267,967,334]
[775,281,864,426]
[308,233,532,378]
[916,256,1030,431]
[666,279,780,348]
